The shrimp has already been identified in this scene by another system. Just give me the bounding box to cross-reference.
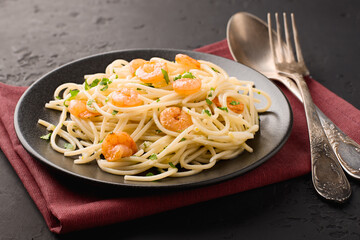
[129,58,147,75]
[159,107,193,132]
[172,78,202,95]
[136,62,168,84]
[175,54,201,69]
[101,131,137,161]
[110,88,143,107]
[213,96,244,114]
[68,99,100,119]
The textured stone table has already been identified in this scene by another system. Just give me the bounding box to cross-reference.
[0,0,359,239]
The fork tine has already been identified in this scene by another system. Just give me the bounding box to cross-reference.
[283,13,295,62]
[275,13,284,62]
[267,13,277,65]
[291,13,304,63]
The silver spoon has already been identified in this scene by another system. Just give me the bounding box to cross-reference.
[227,12,360,181]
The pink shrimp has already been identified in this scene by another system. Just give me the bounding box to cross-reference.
[213,97,244,114]
[129,58,147,76]
[101,131,137,161]
[68,100,100,119]
[110,88,143,107]
[135,62,168,84]
[175,54,201,69]
[172,78,202,95]
[159,107,193,132]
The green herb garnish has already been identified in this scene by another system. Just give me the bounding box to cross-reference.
[229,101,240,105]
[181,72,195,79]
[99,78,112,91]
[87,99,94,107]
[112,110,118,115]
[146,172,154,176]
[85,78,100,90]
[40,133,52,140]
[149,153,158,160]
[173,74,182,81]
[211,67,220,73]
[64,143,74,150]
[63,89,80,106]
[141,83,154,88]
[173,72,195,81]
[55,96,62,100]
[205,98,212,105]
[203,109,211,116]
[161,69,170,85]
[180,138,186,142]
[218,107,228,112]
[155,130,162,134]
[169,162,176,168]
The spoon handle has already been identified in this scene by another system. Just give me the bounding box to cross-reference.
[266,72,360,180]
[284,72,351,202]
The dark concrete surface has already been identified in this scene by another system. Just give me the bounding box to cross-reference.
[0,0,359,239]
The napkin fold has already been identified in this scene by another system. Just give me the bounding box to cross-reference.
[0,39,359,234]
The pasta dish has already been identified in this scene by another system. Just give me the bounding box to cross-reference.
[38,54,271,181]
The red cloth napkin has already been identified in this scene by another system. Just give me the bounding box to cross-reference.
[0,39,359,234]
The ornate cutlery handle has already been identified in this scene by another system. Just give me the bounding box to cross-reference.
[266,72,360,180]
[286,72,351,203]
[319,112,360,179]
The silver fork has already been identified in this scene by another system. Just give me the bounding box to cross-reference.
[267,12,351,203]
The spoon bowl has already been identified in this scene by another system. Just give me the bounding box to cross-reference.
[227,12,277,74]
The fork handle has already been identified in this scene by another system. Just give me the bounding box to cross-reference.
[288,73,351,203]
[267,73,360,180]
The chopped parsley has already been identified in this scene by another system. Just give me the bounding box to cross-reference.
[181,72,195,79]
[211,67,220,73]
[155,130,162,134]
[55,96,62,100]
[161,69,170,84]
[173,71,195,81]
[180,138,186,142]
[146,172,154,176]
[156,98,160,102]
[208,87,215,97]
[40,133,52,140]
[203,109,211,116]
[205,98,212,105]
[229,101,240,105]
[173,74,182,81]
[169,162,176,168]
[63,89,80,107]
[87,99,94,107]
[85,78,100,90]
[64,143,74,150]
[141,83,154,88]
[105,97,109,103]
[112,110,118,115]
[218,107,229,112]
[99,78,112,91]
[136,88,142,90]
[149,153,158,160]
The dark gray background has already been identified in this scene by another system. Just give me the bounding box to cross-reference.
[0,0,359,239]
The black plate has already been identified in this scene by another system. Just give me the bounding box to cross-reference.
[14,49,292,190]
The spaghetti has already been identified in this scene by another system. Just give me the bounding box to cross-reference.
[38,54,271,181]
